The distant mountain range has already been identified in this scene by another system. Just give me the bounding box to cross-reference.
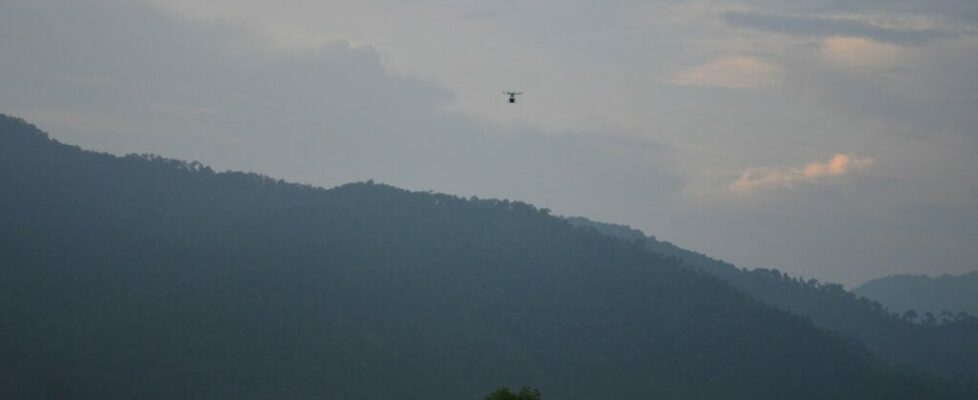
[854,272,978,317]
[566,218,978,381]
[1,114,974,399]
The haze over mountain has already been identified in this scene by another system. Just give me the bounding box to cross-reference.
[854,272,978,317]
[2,115,971,399]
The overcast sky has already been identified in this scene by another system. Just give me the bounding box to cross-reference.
[3,0,977,285]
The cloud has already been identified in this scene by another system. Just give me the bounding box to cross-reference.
[730,153,875,193]
[669,57,783,88]
[818,36,910,67]
[723,11,952,46]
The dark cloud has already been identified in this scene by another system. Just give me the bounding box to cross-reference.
[723,11,953,45]
[812,0,978,24]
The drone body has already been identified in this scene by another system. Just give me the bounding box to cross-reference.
[504,91,523,104]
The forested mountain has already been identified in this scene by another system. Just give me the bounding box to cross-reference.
[0,114,970,399]
[854,272,978,317]
[567,217,978,381]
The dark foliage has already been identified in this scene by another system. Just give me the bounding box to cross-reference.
[568,217,978,382]
[0,115,970,399]
[485,386,541,400]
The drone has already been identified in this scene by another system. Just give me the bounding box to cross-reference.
[504,91,523,104]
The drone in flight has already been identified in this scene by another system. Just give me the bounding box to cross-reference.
[504,91,523,104]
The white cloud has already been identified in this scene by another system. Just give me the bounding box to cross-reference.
[669,56,783,88]
[820,36,911,68]
[730,153,874,193]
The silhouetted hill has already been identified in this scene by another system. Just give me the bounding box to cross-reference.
[0,114,970,399]
[854,272,978,317]
[567,217,978,382]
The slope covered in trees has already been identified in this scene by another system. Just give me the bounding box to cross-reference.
[0,114,970,399]
[854,272,978,317]
[567,217,978,381]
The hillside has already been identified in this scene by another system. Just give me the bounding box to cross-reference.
[0,114,968,399]
[854,272,978,317]
[567,217,978,381]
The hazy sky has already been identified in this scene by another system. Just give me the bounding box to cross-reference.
[3,0,976,285]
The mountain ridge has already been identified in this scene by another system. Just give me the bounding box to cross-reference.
[0,114,970,399]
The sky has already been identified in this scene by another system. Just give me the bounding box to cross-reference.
[2,0,977,286]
